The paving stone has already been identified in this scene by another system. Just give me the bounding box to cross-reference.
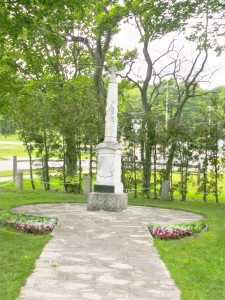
[15,203,203,300]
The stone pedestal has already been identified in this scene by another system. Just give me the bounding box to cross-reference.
[94,142,123,194]
[87,192,128,212]
[87,141,128,212]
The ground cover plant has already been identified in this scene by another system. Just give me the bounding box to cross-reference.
[149,221,205,240]
[0,211,57,234]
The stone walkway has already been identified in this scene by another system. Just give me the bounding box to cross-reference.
[15,204,203,300]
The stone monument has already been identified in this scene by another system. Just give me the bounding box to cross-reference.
[87,67,128,212]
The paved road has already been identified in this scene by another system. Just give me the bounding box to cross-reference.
[0,157,64,172]
[0,158,14,171]
[15,203,203,300]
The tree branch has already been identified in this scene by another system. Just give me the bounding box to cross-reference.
[66,35,95,59]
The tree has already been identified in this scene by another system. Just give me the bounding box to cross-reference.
[1,0,225,197]
[120,0,202,197]
[65,1,127,139]
[194,91,225,202]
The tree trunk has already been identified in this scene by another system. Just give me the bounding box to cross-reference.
[133,141,137,198]
[165,140,177,181]
[202,150,208,202]
[214,146,219,203]
[140,118,155,199]
[65,136,78,178]
[153,145,157,199]
[43,129,50,190]
[93,65,106,141]
[89,144,93,192]
[78,144,82,194]
[27,144,35,190]
[62,136,68,192]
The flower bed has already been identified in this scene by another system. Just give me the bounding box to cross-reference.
[0,211,57,234]
[149,221,205,240]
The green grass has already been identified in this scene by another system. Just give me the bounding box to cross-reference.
[0,170,14,177]
[0,191,86,300]
[0,190,86,211]
[0,133,27,158]
[0,143,27,158]
[129,197,225,300]
[0,190,225,299]
[0,170,41,178]
[2,173,225,203]
[0,134,20,142]
[0,157,8,161]
[0,227,50,300]
[125,172,225,203]
[0,176,85,193]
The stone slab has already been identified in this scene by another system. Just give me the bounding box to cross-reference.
[87,192,128,212]
[161,180,170,200]
[84,175,91,195]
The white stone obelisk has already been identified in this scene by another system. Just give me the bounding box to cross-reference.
[104,66,118,143]
[87,67,128,212]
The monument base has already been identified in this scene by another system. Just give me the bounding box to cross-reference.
[87,192,128,212]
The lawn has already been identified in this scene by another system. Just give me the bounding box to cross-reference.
[0,133,27,158]
[0,190,225,300]
[0,170,42,178]
[0,171,13,177]
[0,143,27,158]
[129,197,225,300]
[0,227,50,300]
[0,134,20,142]
[0,191,86,300]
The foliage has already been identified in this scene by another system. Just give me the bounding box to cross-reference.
[0,211,57,234]
[1,1,225,200]
[149,221,205,240]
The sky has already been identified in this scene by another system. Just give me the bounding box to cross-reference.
[112,22,225,89]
